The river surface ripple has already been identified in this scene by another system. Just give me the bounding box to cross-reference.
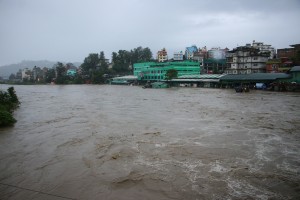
[0,85,300,200]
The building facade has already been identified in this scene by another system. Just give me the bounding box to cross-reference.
[225,44,270,74]
[207,47,228,59]
[277,44,300,65]
[203,58,226,74]
[157,48,168,62]
[252,41,276,59]
[266,57,294,73]
[185,45,198,60]
[133,61,201,82]
[21,68,31,80]
[173,51,184,61]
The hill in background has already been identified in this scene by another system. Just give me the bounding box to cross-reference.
[0,60,82,79]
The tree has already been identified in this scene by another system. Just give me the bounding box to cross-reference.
[99,51,109,72]
[45,68,56,83]
[9,73,16,80]
[165,69,178,80]
[54,62,67,84]
[112,50,131,74]
[111,47,153,74]
[0,87,20,127]
[81,53,100,76]
[131,46,153,63]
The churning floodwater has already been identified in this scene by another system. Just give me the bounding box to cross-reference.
[0,85,299,200]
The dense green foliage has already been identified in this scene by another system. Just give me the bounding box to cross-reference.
[4,46,153,85]
[80,51,110,84]
[112,46,153,74]
[165,69,178,80]
[0,87,20,127]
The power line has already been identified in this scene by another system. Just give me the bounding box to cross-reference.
[0,182,77,200]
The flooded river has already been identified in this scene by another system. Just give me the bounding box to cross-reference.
[0,85,299,200]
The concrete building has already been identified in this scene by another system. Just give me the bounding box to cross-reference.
[21,68,31,80]
[185,45,198,60]
[133,61,201,82]
[225,44,270,74]
[277,44,300,65]
[193,47,207,62]
[173,51,184,61]
[157,48,168,62]
[207,47,228,59]
[203,58,226,74]
[266,57,294,73]
[252,41,276,59]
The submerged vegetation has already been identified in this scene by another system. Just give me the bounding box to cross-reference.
[0,87,20,127]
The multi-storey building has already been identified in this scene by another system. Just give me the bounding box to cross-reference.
[21,68,31,80]
[252,41,276,59]
[266,57,294,73]
[133,61,201,81]
[225,44,269,74]
[185,45,198,60]
[207,47,228,59]
[203,58,226,74]
[173,51,184,61]
[193,47,207,62]
[277,44,300,65]
[157,48,168,62]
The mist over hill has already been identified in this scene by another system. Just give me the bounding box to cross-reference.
[0,60,82,78]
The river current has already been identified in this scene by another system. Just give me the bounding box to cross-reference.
[0,85,299,200]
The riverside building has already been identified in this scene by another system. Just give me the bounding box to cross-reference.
[133,61,201,82]
[157,48,168,62]
[225,45,269,74]
[185,45,198,60]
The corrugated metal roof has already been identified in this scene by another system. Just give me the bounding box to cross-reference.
[220,73,291,81]
[112,75,137,80]
[178,74,225,79]
[290,66,300,72]
[172,79,220,82]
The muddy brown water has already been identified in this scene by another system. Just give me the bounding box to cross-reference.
[0,85,299,200]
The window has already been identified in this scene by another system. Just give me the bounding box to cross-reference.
[253,57,258,60]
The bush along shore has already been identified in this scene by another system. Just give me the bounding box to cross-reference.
[0,87,20,127]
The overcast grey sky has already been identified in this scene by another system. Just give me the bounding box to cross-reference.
[0,0,299,66]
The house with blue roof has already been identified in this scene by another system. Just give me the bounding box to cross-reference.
[185,45,198,60]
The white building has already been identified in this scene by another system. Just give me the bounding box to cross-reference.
[173,51,183,61]
[21,68,31,80]
[225,45,269,74]
[252,40,276,59]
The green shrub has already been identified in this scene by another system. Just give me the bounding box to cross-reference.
[0,87,20,127]
[0,110,16,126]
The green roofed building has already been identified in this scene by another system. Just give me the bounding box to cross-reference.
[133,61,201,81]
[220,73,291,83]
[289,66,300,83]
